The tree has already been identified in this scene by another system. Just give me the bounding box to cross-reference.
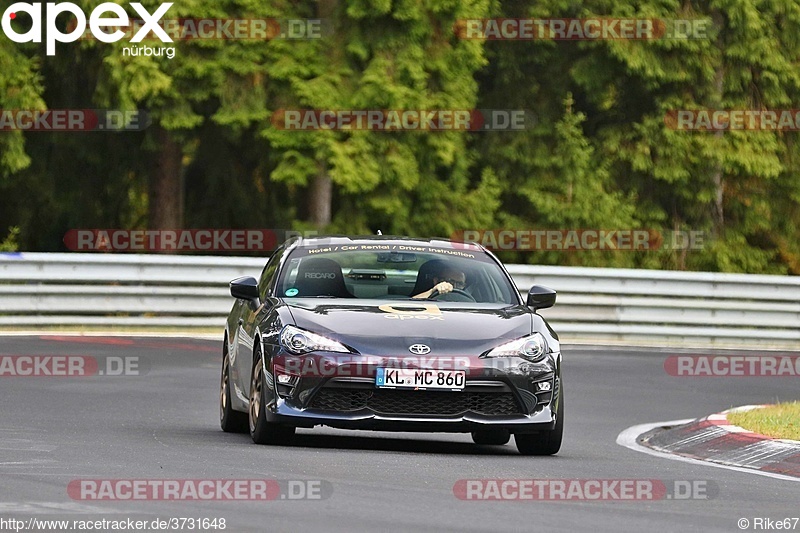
[262,0,499,235]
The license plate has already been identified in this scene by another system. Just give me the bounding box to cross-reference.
[375,368,465,391]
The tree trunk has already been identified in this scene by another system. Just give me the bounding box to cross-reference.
[711,155,724,233]
[307,0,338,230]
[309,161,332,229]
[710,11,725,236]
[148,126,183,231]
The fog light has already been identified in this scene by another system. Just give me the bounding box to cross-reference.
[277,374,293,384]
[536,381,552,392]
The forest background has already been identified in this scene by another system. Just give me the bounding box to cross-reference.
[2,0,799,274]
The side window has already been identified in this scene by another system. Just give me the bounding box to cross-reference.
[257,248,284,299]
[277,258,302,297]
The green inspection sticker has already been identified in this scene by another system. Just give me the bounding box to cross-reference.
[285,288,299,297]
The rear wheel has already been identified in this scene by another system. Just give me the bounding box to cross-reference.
[471,429,511,446]
[515,394,564,456]
[220,347,248,433]
[249,349,295,445]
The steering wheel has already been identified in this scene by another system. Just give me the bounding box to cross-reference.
[429,288,476,302]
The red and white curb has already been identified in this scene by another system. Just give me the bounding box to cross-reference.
[617,406,800,482]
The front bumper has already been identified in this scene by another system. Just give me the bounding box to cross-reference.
[265,351,561,434]
[266,400,557,433]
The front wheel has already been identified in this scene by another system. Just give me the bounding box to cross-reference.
[220,348,248,433]
[249,350,295,445]
[515,394,564,456]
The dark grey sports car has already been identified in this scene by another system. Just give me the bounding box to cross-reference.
[220,236,563,455]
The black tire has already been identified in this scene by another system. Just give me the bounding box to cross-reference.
[249,349,295,445]
[220,347,248,433]
[471,429,511,445]
[515,393,564,456]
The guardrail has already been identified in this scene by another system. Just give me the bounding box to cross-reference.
[1,252,799,348]
[507,265,800,347]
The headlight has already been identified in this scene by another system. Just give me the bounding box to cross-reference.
[280,325,349,355]
[483,333,548,362]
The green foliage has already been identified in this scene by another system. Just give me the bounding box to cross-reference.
[0,0,798,273]
[473,0,800,272]
[0,227,20,252]
[0,42,45,177]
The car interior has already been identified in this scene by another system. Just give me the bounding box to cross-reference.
[278,252,516,303]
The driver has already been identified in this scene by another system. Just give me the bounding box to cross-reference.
[413,265,466,299]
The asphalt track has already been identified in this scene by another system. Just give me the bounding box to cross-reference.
[1,336,798,532]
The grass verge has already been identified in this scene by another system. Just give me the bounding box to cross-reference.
[726,402,800,441]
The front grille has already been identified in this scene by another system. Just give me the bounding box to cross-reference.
[309,388,522,416]
[311,389,372,411]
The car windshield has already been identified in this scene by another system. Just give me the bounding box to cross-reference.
[276,243,519,304]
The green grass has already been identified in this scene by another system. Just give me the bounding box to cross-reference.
[727,402,800,441]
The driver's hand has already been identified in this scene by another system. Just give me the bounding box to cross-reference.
[433,281,453,295]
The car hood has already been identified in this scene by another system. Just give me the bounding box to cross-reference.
[283,299,533,356]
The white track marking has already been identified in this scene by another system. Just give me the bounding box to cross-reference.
[0,332,219,339]
[0,501,124,514]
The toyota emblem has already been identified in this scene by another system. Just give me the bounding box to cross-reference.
[408,344,431,355]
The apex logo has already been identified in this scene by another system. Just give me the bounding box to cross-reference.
[1,2,173,56]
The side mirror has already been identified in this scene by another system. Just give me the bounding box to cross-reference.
[230,276,259,301]
[526,285,556,310]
